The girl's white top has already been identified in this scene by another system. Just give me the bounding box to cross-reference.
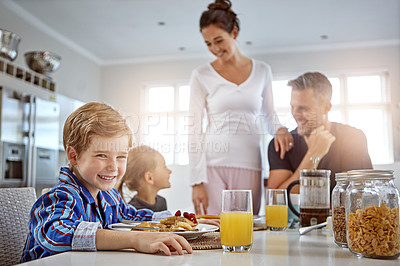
[188,59,281,185]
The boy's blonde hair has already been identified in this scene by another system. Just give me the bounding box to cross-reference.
[63,102,134,157]
[116,145,160,201]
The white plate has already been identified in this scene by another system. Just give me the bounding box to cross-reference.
[108,223,219,240]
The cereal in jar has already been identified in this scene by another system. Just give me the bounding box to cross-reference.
[346,170,399,259]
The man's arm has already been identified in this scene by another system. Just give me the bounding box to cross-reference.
[268,126,336,192]
[268,169,293,189]
[268,150,321,193]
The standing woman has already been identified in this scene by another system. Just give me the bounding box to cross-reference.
[189,0,293,215]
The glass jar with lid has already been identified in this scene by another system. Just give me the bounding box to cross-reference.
[345,170,400,259]
[332,172,348,247]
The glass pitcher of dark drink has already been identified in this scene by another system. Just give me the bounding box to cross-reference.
[287,169,331,227]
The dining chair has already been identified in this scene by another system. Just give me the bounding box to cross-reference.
[0,187,37,266]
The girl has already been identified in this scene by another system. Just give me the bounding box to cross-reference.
[116,145,171,212]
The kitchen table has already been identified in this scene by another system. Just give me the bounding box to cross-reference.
[19,230,399,266]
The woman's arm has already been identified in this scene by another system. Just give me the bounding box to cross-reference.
[188,70,208,186]
[259,63,293,158]
[188,69,209,214]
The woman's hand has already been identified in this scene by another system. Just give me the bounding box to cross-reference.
[192,183,208,215]
[131,231,193,256]
[274,127,294,159]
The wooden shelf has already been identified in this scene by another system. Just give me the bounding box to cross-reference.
[0,58,55,92]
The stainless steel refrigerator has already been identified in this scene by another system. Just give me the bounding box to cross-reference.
[0,86,59,194]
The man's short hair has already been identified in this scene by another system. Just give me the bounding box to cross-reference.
[63,102,133,158]
[288,72,332,102]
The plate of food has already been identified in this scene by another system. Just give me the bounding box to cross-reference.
[109,211,219,240]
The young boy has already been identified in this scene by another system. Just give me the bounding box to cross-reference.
[116,145,171,212]
[21,102,192,262]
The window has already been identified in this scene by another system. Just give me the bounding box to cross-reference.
[272,73,393,164]
[141,73,392,166]
[141,84,190,165]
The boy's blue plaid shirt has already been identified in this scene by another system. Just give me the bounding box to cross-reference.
[21,167,153,262]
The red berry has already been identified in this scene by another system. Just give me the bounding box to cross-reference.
[175,210,181,216]
[189,214,197,223]
[183,212,189,218]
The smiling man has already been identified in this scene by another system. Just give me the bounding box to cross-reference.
[267,72,373,193]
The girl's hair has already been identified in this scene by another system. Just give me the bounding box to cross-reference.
[63,102,133,158]
[200,0,240,34]
[115,145,160,201]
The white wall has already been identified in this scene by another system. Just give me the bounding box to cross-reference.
[0,2,101,103]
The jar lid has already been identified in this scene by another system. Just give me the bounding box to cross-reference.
[300,169,331,177]
[347,169,394,180]
[335,172,348,181]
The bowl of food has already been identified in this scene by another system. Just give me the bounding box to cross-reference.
[0,28,21,61]
[24,51,61,75]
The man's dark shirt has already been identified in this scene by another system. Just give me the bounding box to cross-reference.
[268,122,373,192]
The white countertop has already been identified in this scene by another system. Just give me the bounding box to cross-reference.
[20,230,399,266]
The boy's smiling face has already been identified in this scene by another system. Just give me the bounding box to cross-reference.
[67,135,129,199]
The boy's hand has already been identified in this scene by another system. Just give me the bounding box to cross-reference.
[96,229,192,255]
[132,232,192,256]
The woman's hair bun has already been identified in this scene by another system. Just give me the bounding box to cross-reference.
[200,0,239,33]
[208,0,232,12]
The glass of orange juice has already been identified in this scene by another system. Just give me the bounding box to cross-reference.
[220,190,253,252]
[265,188,288,231]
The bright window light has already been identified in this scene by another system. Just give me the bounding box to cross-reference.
[179,86,190,111]
[272,80,291,108]
[148,86,174,112]
[143,84,190,165]
[328,110,343,123]
[175,116,189,165]
[143,114,175,164]
[348,109,388,164]
[347,75,382,103]
[329,78,341,105]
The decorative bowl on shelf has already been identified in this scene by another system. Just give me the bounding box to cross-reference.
[24,51,61,76]
[0,28,21,61]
